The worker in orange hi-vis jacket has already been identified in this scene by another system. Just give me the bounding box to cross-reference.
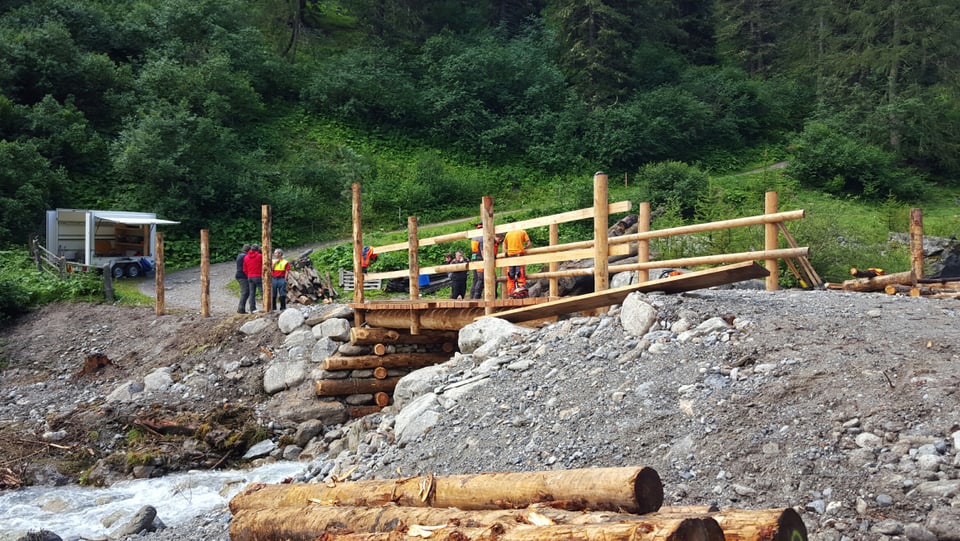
[502,229,531,297]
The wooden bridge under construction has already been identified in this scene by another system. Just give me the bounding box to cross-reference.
[346,172,818,336]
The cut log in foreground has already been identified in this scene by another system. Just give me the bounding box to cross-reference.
[231,507,721,541]
[230,504,803,541]
[652,506,807,541]
[229,466,664,515]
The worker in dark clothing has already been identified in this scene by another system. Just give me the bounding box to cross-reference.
[236,244,251,314]
[470,233,503,299]
[450,250,469,299]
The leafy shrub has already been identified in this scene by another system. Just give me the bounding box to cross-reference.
[788,121,929,201]
[635,161,709,220]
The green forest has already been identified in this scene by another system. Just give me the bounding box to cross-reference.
[2,0,959,274]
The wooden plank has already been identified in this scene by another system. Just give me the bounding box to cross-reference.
[369,243,634,281]
[483,262,769,324]
[374,201,632,253]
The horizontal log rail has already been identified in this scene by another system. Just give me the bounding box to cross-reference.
[374,201,633,254]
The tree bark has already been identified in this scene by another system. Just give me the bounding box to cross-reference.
[315,377,402,397]
[229,467,663,515]
[322,353,452,371]
[839,270,914,292]
[230,506,721,541]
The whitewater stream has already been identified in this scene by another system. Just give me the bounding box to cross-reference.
[0,461,305,539]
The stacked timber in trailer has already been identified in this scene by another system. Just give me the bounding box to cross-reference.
[45,208,178,278]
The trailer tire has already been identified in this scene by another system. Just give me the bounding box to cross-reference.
[126,264,141,278]
[111,264,125,279]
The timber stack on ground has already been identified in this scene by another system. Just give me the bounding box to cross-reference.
[287,249,339,305]
[316,328,459,416]
[228,466,807,541]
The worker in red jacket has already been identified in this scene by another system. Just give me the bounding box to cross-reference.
[243,244,263,312]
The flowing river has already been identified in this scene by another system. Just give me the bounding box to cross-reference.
[0,461,304,538]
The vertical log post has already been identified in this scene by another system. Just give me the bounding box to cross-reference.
[593,172,609,314]
[155,232,165,316]
[408,216,420,300]
[637,201,650,284]
[481,196,496,314]
[764,191,779,291]
[408,216,421,334]
[352,183,364,327]
[262,205,272,312]
[910,208,924,284]
[200,229,210,317]
[549,223,559,298]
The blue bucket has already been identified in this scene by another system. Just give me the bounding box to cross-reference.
[418,274,430,286]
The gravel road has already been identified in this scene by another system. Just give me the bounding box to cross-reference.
[138,259,242,316]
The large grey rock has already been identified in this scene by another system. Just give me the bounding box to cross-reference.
[265,384,348,425]
[294,419,325,447]
[926,508,960,540]
[458,318,531,354]
[263,359,307,394]
[143,367,173,393]
[243,439,277,459]
[240,318,271,335]
[106,380,144,403]
[393,363,454,410]
[311,337,340,363]
[110,505,157,537]
[278,309,306,334]
[284,328,316,350]
[395,393,441,445]
[677,316,731,343]
[319,318,351,341]
[620,294,658,337]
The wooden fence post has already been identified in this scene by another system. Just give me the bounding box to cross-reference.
[352,183,364,327]
[593,172,609,308]
[481,196,496,313]
[637,201,650,284]
[549,223,559,298]
[910,208,924,283]
[155,232,165,316]
[200,229,210,317]
[764,192,779,291]
[408,216,420,300]
[262,205,272,312]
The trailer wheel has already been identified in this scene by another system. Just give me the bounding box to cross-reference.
[126,264,141,278]
[111,264,125,279]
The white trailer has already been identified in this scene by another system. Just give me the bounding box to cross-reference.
[45,208,179,278]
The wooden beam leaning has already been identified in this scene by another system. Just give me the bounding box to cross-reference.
[487,262,769,324]
[230,507,722,541]
[322,353,452,371]
[229,466,664,515]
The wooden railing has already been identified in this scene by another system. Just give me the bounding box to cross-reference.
[351,173,817,313]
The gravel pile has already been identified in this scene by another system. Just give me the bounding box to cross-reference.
[139,287,960,541]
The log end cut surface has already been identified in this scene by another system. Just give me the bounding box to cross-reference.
[634,466,665,514]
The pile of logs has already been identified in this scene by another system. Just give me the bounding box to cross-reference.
[287,250,339,305]
[316,327,458,417]
[227,466,807,541]
[825,270,960,299]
